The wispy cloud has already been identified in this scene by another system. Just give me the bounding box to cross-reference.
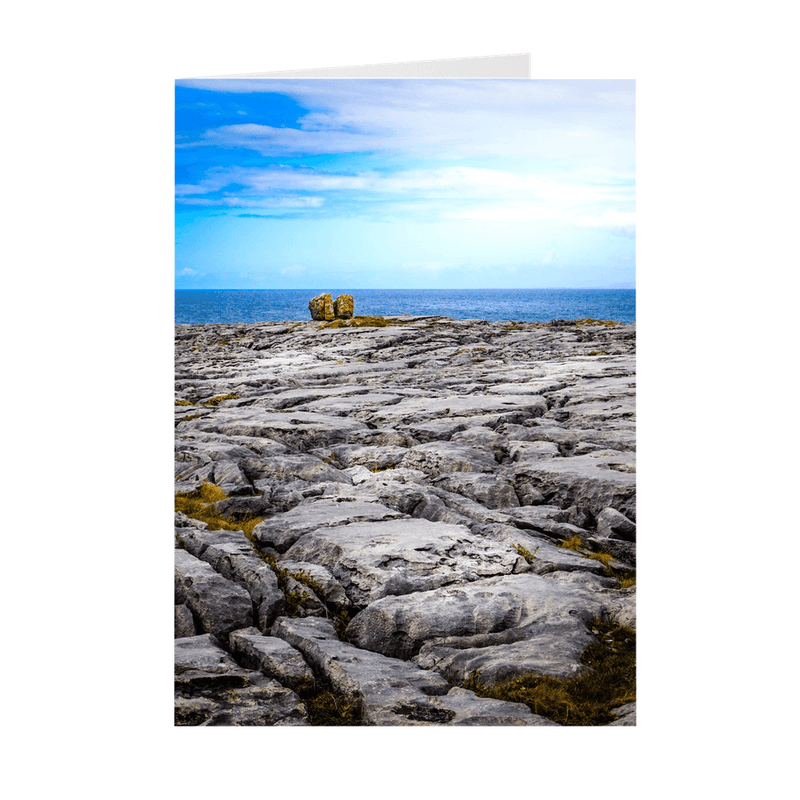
[176,79,634,166]
[176,164,634,228]
[179,164,633,199]
[178,195,324,209]
[184,123,384,157]
[445,204,635,233]
[280,264,307,275]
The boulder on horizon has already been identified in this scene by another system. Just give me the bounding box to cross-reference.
[308,293,334,320]
[334,294,354,319]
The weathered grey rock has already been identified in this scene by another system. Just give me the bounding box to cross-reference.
[175,525,249,559]
[547,399,635,429]
[174,633,309,726]
[251,498,405,552]
[513,480,546,506]
[346,572,612,660]
[308,293,334,320]
[587,535,637,567]
[505,454,636,518]
[333,294,354,319]
[343,465,373,484]
[498,420,636,455]
[229,627,315,690]
[605,587,636,629]
[327,444,409,472]
[432,472,520,509]
[399,441,498,475]
[174,549,253,638]
[449,426,508,460]
[211,460,253,495]
[211,495,273,519]
[269,386,367,410]
[436,686,559,726]
[272,617,555,726]
[175,676,309,726]
[474,524,606,576]
[296,393,405,415]
[192,410,371,450]
[282,575,326,616]
[373,394,547,425]
[174,461,216,493]
[175,604,197,638]
[502,505,590,540]
[507,440,561,460]
[596,507,637,541]
[405,418,472,442]
[245,454,350,487]
[543,568,621,593]
[410,492,475,527]
[175,511,208,530]
[199,541,285,631]
[278,561,349,609]
[175,633,245,680]
[414,619,597,683]
[607,702,636,726]
[283,518,527,606]
[321,476,428,515]
[351,428,418,448]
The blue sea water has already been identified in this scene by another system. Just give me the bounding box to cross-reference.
[175,289,635,326]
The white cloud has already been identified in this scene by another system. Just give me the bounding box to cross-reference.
[280,264,307,275]
[444,203,635,233]
[176,79,635,168]
[178,267,199,276]
[190,123,385,157]
[542,249,555,264]
[176,165,633,217]
[178,195,324,209]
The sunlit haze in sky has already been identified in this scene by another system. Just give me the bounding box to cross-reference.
[175,79,635,289]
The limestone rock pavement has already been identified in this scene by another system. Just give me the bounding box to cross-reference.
[175,315,636,725]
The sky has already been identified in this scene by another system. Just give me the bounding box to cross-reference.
[175,79,635,290]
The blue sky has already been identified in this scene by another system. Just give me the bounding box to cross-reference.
[175,79,635,289]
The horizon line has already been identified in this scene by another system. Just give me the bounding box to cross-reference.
[174,286,636,291]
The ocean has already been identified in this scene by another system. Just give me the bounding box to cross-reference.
[175,288,636,326]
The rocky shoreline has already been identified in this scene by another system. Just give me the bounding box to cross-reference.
[174,314,636,726]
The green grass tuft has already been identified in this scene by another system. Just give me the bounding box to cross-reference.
[588,551,613,568]
[294,682,362,725]
[559,534,585,552]
[257,553,354,638]
[513,544,539,563]
[575,318,617,327]
[559,535,636,587]
[549,318,618,328]
[202,393,238,407]
[174,482,263,537]
[462,620,635,725]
